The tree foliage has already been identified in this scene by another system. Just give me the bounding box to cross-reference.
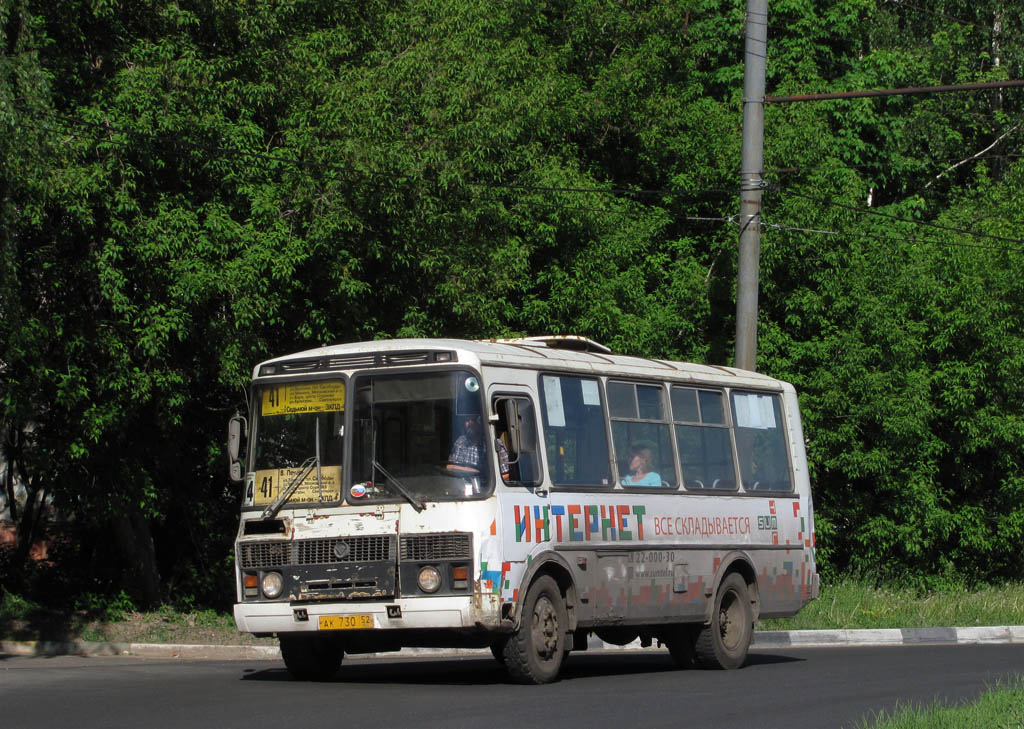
[1,0,1023,606]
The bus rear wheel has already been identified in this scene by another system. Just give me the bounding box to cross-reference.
[279,634,344,681]
[695,573,753,670]
[503,575,567,684]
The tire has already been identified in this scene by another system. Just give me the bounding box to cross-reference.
[489,637,508,663]
[663,625,697,669]
[503,575,568,684]
[694,573,753,670]
[279,634,344,681]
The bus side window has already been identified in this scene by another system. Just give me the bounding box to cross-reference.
[731,392,793,492]
[608,381,677,488]
[671,386,738,490]
[493,396,541,486]
[539,374,612,488]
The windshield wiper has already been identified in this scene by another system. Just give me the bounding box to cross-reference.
[263,419,325,519]
[372,459,425,512]
[263,455,317,520]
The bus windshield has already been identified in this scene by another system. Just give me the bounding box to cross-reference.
[252,379,346,510]
[351,369,492,503]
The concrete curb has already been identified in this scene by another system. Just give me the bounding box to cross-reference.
[0,640,282,660]
[752,625,1024,648]
[3,626,1022,661]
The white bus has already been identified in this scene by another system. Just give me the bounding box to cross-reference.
[228,336,818,683]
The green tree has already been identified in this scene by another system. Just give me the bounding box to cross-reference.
[756,0,1024,584]
[3,0,1024,609]
[1,0,69,584]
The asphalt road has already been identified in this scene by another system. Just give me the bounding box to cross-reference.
[3,644,1023,729]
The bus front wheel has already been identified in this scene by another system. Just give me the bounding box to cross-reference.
[663,624,698,669]
[489,637,508,663]
[279,634,344,681]
[503,575,567,684]
[695,573,753,670]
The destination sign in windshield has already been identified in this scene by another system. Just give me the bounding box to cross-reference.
[261,381,346,416]
[250,465,342,506]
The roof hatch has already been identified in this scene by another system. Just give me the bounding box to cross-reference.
[490,335,612,354]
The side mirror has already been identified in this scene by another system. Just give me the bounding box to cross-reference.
[228,414,247,483]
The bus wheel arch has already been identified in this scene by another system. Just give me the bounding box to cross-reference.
[704,552,760,625]
[509,554,579,634]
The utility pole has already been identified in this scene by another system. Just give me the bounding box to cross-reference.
[731,0,1022,371]
[735,0,768,372]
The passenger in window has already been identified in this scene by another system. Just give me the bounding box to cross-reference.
[621,444,662,487]
[494,431,511,482]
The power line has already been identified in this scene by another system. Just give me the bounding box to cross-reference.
[19,107,738,227]
[767,79,1024,104]
[31,107,738,202]
[762,222,840,237]
[20,106,1024,251]
[768,219,1023,252]
[62,97,1014,209]
[464,191,734,225]
[766,152,1024,177]
[465,180,736,199]
[774,185,1024,247]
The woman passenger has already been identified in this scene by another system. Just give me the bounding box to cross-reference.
[621,444,662,486]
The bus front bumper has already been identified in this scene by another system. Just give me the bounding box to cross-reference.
[234,593,501,635]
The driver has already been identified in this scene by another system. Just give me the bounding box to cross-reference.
[447,415,510,481]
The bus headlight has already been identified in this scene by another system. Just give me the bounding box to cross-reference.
[261,571,284,599]
[417,566,442,593]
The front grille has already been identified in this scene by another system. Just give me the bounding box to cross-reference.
[401,533,472,561]
[238,535,393,569]
[238,541,291,569]
[297,536,391,564]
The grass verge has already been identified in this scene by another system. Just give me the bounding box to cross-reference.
[0,591,273,646]
[759,579,1024,631]
[856,677,1024,729]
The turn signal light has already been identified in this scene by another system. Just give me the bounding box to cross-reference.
[244,573,259,599]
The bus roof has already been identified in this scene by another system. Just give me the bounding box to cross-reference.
[253,337,788,390]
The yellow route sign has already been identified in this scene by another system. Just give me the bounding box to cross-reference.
[261,381,346,416]
[252,466,342,506]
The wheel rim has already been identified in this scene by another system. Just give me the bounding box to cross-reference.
[718,589,744,651]
[531,595,560,661]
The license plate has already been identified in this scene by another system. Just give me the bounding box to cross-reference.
[318,614,374,630]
